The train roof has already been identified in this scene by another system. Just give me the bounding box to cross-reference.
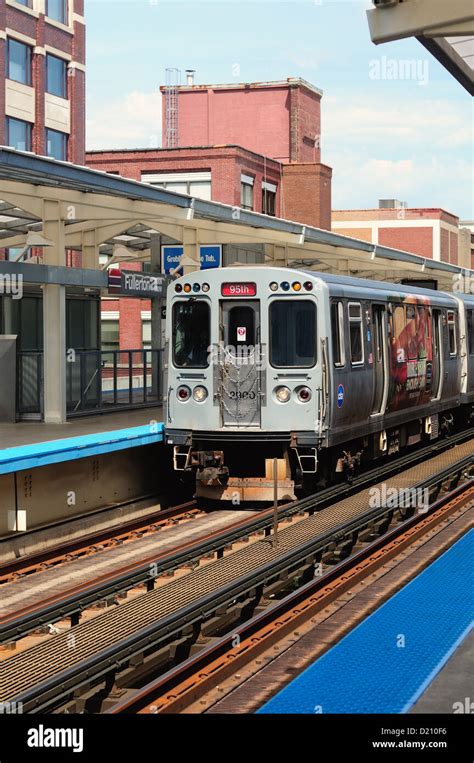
[303,270,459,302]
[174,266,469,304]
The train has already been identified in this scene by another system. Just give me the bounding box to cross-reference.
[164,266,474,503]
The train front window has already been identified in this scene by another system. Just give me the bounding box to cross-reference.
[270,300,316,368]
[173,301,210,368]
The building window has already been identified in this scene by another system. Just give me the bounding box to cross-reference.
[46,54,67,98]
[142,172,211,201]
[46,128,68,160]
[46,0,68,24]
[101,319,120,352]
[241,174,254,211]
[262,182,277,216]
[15,0,34,7]
[6,117,32,151]
[6,39,32,86]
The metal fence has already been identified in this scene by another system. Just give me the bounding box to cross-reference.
[17,349,164,420]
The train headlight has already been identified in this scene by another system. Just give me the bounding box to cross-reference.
[175,284,183,293]
[193,385,208,403]
[296,386,312,403]
[202,283,210,292]
[281,281,290,292]
[275,386,291,403]
[292,282,302,292]
[183,284,192,294]
[193,283,201,293]
[269,282,278,292]
[177,385,191,401]
[303,281,313,291]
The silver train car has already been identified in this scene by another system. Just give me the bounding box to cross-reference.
[164,267,474,502]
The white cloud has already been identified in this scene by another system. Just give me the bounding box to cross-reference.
[323,95,472,149]
[323,94,473,217]
[86,90,162,151]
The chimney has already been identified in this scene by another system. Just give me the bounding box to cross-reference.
[185,70,196,86]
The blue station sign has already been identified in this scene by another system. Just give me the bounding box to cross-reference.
[162,245,222,275]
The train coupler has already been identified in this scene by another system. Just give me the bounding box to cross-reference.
[195,451,230,486]
[335,449,363,483]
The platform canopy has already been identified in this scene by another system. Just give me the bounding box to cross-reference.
[367,0,474,95]
[0,147,471,293]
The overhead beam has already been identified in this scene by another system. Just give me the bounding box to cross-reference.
[367,0,474,43]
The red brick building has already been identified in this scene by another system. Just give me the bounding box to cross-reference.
[162,78,322,164]
[1,0,85,165]
[86,77,333,351]
[332,201,471,268]
[86,144,284,217]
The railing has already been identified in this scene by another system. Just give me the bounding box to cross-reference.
[17,349,164,420]
[17,351,44,419]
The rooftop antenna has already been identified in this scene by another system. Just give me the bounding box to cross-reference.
[165,67,181,148]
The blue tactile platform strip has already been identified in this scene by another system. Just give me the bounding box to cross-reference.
[0,424,164,475]
[258,529,473,714]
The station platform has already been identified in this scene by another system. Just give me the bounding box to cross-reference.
[258,529,473,714]
[0,407,164,475]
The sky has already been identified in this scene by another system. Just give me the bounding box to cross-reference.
[85,0,473,219]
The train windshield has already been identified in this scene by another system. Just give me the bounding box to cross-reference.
[270,300,317,367]
[173,301,210,368]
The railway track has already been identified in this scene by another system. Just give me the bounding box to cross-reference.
[0,436,472,713]
[1,432,472,645]
[0,500,200,585]
[109,479,474,714]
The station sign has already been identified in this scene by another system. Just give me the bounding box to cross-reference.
[108,268,168,298]
[162,245,222,275]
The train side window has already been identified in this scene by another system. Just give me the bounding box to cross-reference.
[447,311,457,356]
[348,302,364,365]
[468,310,474,355]
[331,301,345,367]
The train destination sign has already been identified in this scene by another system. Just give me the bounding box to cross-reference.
[108,269,168,298]
[221,282,257,297]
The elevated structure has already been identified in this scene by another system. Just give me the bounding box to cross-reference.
[367,0,473,95]
[0,147,471,424]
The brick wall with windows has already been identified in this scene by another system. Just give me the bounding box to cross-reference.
[1,0,85,163]
[86,145,283,215]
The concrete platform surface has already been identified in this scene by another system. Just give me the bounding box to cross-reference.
[410,630,473,714]
[0,407,163,452]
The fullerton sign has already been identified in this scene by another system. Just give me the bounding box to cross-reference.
[108,268,168,298]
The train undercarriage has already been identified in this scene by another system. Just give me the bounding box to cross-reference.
[170,404,473,505]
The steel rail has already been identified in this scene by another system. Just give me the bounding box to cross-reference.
[109,480,474,714]
[0,433,472,644]
[4,453,473,713]
[0,500,198,583]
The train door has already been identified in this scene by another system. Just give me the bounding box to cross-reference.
[219,301,261,427]
[371,304,389,415]
[431,308,444,400]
